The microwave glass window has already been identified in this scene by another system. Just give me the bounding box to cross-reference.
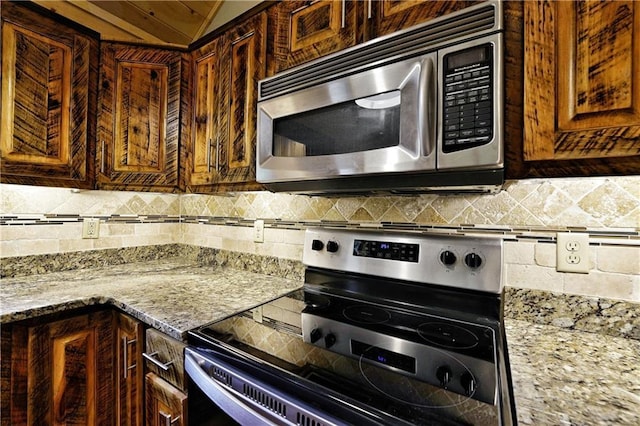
[273,91,401,157]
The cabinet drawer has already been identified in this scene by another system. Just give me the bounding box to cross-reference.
[144,329,186,391]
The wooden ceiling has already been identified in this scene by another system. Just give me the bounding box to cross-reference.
[30,0,259,47]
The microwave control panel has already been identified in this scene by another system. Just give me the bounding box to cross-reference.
[442,44,493,153]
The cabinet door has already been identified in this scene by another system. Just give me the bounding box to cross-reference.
[97,43,182,192]
[187,38,221,187]
[215,12,267,189]
[521,0,640,175]
[370,0,477,37]
[1,311,114,425]
[115,313,144,426]
[0,2,98,189]
[145,373,187,426]
[270,0,359,74]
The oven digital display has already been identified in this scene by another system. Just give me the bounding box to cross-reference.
[351,340,416,374]
[353,239,419,262]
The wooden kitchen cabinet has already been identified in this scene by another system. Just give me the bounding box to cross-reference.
[369,0,477,38]
[0,310,114,425]
[97,43,184,192]
[514,0,640,177]
[0,1,99,189]
[268,0,360,75]
[115,312,145,426]
[185,11,267,192]
[145,373,187,426]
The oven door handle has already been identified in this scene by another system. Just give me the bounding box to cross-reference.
[185,349,342,426]
[185,351,282,425]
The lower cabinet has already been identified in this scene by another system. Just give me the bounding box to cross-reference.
[145,373,188,426]
[115,312,145,426]
[1,310,189,426]
[143,328,188,425]
[0,310,114,425]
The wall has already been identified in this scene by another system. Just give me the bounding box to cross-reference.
[1,176,639,302]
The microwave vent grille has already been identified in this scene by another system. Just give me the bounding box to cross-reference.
[260,2,499,100]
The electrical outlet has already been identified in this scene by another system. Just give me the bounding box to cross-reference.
[254,219,264,243]
[556,232,589,273]
[82,218,100,239]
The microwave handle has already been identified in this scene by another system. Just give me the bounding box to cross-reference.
[420,56,436,157]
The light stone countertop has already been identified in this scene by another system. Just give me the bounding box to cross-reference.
[1,257,639,425]
[0,257,302,340]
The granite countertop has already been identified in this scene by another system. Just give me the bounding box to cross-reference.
[0,257,302,340]
[2,257,639,425]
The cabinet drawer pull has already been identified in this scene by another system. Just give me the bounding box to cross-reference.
[100,140,106,174]
[215,135,220,172]
[159,411,180,426]
[143,351,174,371]
[341,0,346,28]
[367,0,372,19]
[207,138,212,172]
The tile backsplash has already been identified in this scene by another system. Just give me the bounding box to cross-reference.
[1,176,638,301]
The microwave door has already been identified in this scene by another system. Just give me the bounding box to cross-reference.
[256,53,437,183]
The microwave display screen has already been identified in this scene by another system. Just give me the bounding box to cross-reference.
[446,45,489,71]
[272,91,401,157]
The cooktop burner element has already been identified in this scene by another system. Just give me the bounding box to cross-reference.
[417,322,480,350]
[343,305,391,324]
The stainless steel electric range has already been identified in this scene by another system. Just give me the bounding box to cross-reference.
[186,228,516,425]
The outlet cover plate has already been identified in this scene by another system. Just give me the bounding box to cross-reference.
[556,232,589,273]
[254,219,264,243]
[82,218,100,239]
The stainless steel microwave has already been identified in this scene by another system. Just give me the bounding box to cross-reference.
[257,1,504,194]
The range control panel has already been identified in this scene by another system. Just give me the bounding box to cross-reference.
[353,239,419,263]
[303,228,503,294]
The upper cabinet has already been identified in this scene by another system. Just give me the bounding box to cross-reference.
[0,2,99,189]
[514,0,640,177]
[268,0,477,75]
[370,0,477,38]
[185,12,267,192]
[269,0,360,75]
[97,43,184,192]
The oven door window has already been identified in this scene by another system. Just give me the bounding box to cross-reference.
[273,91,401,157]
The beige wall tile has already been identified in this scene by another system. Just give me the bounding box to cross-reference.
[505,264,564,292]
[563,272,635,301]
[597,246,640,275]
[504,241,535,265]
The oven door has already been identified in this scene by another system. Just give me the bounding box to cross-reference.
[185,346,407,426]
[256,53,437,184]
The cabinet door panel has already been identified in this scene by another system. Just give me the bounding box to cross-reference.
[1,2,97,188]
[145,373,187,426]
[217,12,267,186]
[115,313,144,426]
[188,41,220,186]
[2,311,114,425]
[98,44,181,191]
[524,0,640,162]
[372,0,477,37]
[272,0,358,73]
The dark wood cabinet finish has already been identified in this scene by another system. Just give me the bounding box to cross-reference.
[508,0,640,178]
[97,43,184,192]
[370,0,477,38]
[144,329,187,391]
[145,373,187,426]
[115,312,144,426]
[0,2,98,189]
[0,311,114,425]
[185,11,267,192]
[269,0,360,75]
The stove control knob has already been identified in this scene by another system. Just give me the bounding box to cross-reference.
[440,251,457,266]
[326,241,339,253]
[324,333,337,348]
[309,328,322,343]
[464,253,483,269]
[311,239,324,251]
[460,372,477,396]
[436,366,452,388]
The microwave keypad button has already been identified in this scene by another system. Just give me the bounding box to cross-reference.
[460,129,475,137]
[459,121,474,130]
[480,68,490,76]
[445,131,459,139]
[446,100,457,108]
[476,101,492,110]
[479,94,491,102]
[475,128,491,136]
[446,76,455,84]
[446,124,459,132]
[476,115,491,127]
[454,74,463,82]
